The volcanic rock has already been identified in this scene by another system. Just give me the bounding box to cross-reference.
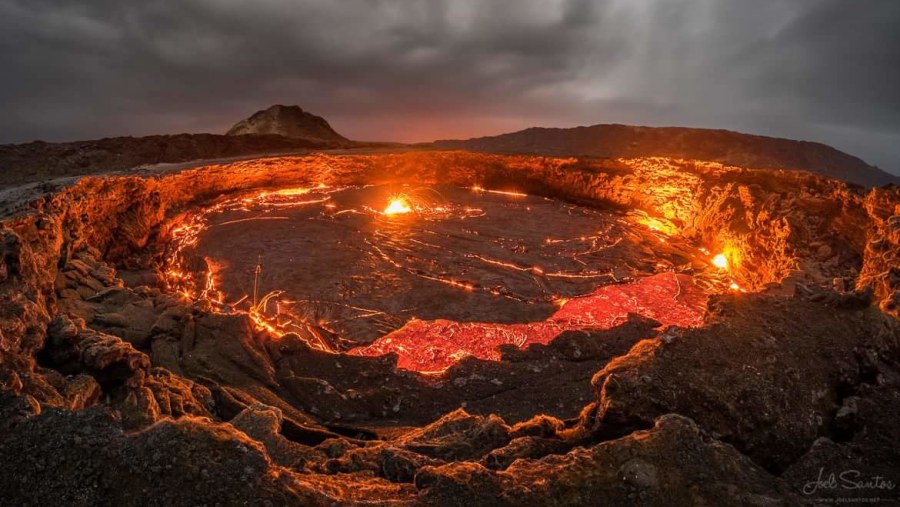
[0,130,359,189]
[482,436,573,470]
[0,408,309,506]
[782,383,900,503]
[583,294,900,472]
[415,414,799,506]
[435,124,900,187]
[0,149,898,504]
[230,403,324,469]
[227,105,349,144]
[394,409,512,462]
[44,314,150,382]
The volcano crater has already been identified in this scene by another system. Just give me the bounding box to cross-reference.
[169,183,716,369]
[2,151,899,505]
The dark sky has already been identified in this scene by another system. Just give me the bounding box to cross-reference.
[1,0,899,173]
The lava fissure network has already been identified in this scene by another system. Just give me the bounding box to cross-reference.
[166,183,726,373]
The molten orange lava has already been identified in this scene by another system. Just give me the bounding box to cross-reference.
[350,272,708,374]
[470,185,528,198]
[641,218,678,236]
[712,253,728,270]
[384,197,412,215]
[267,187,312,197]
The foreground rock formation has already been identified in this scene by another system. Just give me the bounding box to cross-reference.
[0,151,898,505]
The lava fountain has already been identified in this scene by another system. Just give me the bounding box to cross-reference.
[383,196,413,215]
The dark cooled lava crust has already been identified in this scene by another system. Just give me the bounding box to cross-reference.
[1,151,899,505]
[188,184,665,343]
[170,183,718,364]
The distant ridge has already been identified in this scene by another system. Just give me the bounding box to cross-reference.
[0,105,358,189]
[0,134,355,189]
[435,124,898,187]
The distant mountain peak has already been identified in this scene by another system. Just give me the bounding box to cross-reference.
[227,105,348,143]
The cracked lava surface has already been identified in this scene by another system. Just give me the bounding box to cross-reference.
[170,184,714,373]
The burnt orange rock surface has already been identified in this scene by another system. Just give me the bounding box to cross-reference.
[0,150,897,504]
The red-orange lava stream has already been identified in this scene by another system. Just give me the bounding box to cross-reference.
[348,271,707,374]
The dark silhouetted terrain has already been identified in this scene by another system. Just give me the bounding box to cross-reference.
[0,133,356,188]
[227,104,349,143]
[435,124,899,187]
[2,109,896,191]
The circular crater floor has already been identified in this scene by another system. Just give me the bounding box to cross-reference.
[170,184,711,358]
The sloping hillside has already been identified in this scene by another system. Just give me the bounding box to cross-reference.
[227,105,348,143]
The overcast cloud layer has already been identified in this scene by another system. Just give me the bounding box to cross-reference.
[1,0,898,173]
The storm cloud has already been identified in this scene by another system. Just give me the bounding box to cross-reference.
[1,0,898,172]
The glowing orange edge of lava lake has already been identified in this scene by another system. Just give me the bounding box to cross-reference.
[164,185,746,374]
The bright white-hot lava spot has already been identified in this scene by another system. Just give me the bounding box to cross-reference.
[166,184,725,373]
